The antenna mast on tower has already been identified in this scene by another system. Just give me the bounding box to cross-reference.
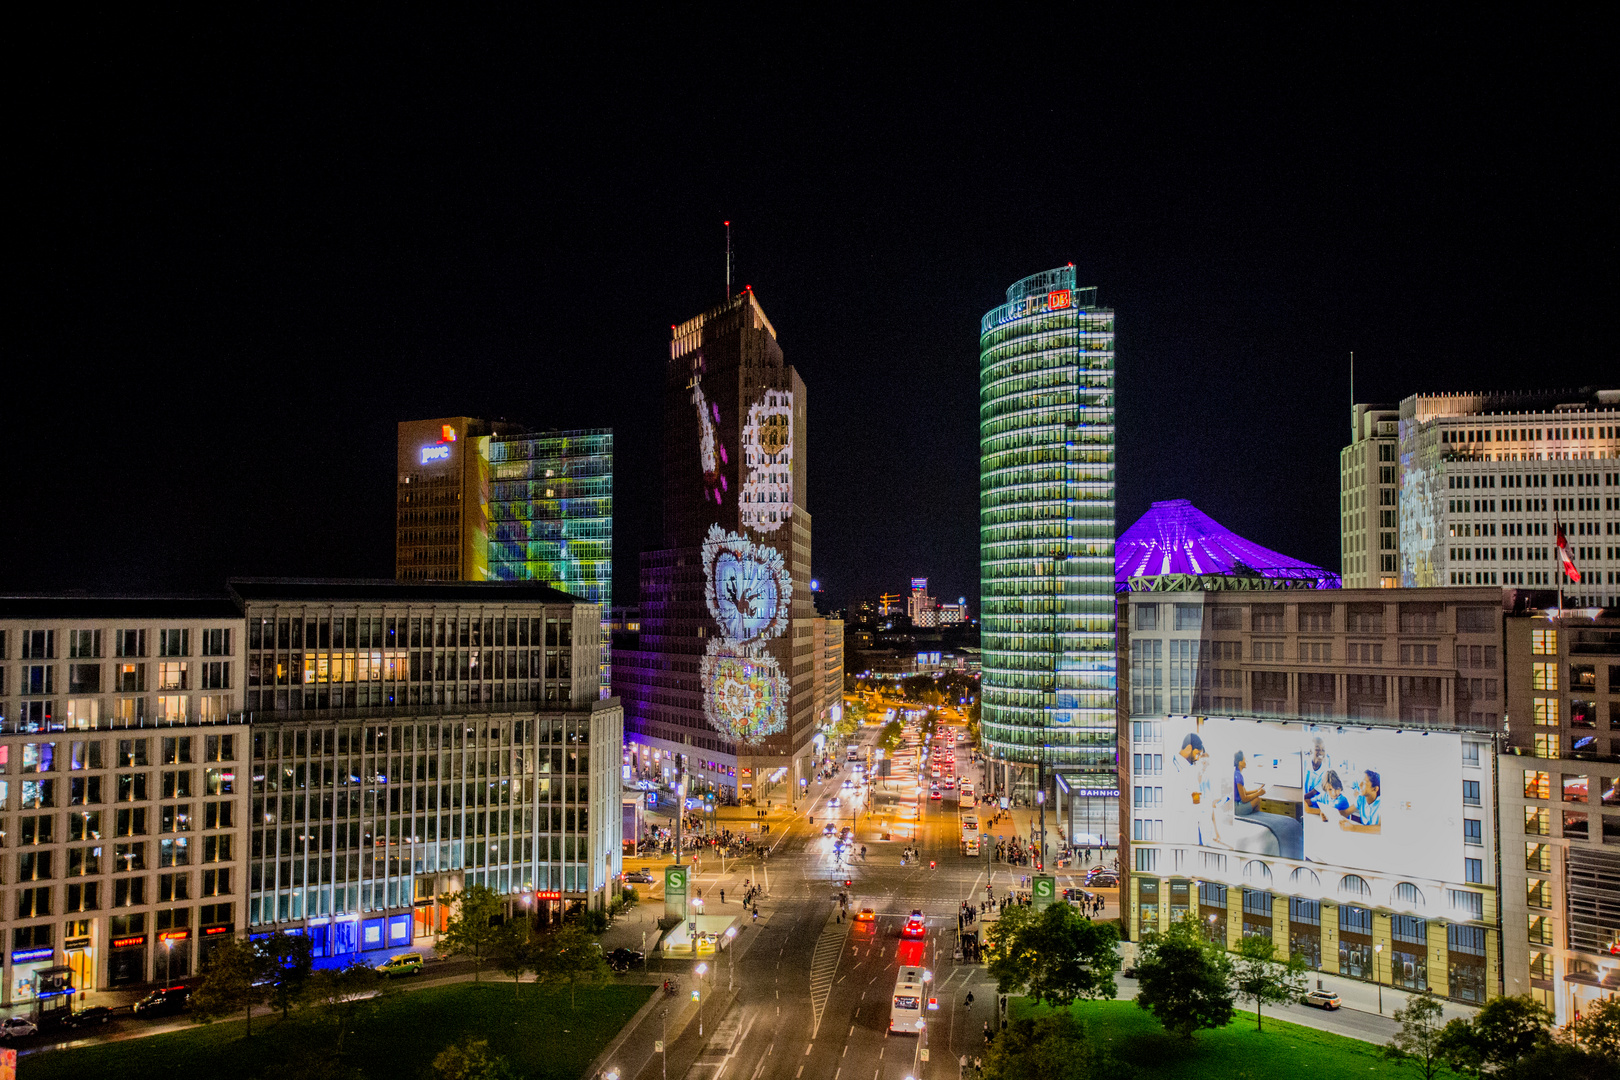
[725,220,732,298]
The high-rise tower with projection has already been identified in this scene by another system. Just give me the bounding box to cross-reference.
[614,288,818,803]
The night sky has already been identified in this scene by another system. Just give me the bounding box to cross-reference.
[10,13,1613,611]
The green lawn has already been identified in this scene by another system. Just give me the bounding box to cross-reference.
[21,981,654,1080]
[1012,998,1413,1080]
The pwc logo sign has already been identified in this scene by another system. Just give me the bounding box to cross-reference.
[420,424,458,465]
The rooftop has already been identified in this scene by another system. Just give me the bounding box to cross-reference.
[228,578,584,605]
[1116,500,1341,592]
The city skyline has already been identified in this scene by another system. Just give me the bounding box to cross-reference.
[8,16,1612,612]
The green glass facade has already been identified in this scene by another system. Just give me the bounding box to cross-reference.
[487,429,613,690]
[979,267,1116,787]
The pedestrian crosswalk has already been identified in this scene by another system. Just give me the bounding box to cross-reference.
[807,915,850,1037]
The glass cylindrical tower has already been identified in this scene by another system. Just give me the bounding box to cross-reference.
[979,266,1117,808]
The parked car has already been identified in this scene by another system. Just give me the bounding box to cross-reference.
[65,1006,115,1027]
[132,985,191,1016]
[623,869,655,884]
[607,948,645,972]
[377,953,424,977]
[1120,961,1139,979]
[1085,871,1119,888]
[0,1016,38,1039]
[1303,989,1342,1010]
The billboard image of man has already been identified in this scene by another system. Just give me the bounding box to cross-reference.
[1302,737,1328,809]
[1169,732,1222,846]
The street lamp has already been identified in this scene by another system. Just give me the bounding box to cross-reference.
[1374,944,1384,1013]
[724,926,738,991]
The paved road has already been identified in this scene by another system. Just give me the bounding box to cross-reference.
[612,718,1414,1080]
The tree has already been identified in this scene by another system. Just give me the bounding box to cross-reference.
[879,719,903,753]
[1230,934,1308,1033]
[1437,994,1555,1076]
[609,885,640,923]
[432,1037,515,1080]
[982,1013,1129,1080]
[1495,1041,1612,1080]
[439,883,504,981]
[537,921,610,1008]
[1133,919,1234,1040]
[302,961,386,1055]
[985,902,1120,1008]
[1384,991,1448,1080]
[258,929,315,1020]
[190,935,265,1037]
[490,920,538,996]
[1565,997,1620,1066]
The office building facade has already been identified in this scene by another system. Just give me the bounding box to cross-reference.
[1388,389,1619,604]
[1122,584,1505,1004]
[615,289,816,803]
[979,267,1117,810]
[1340,404,1401,589]
[396,418,614,694]
[1497,600,1620,1022]
[812,617,845,729]
[0,599,248,1006]
[235,579,621,949]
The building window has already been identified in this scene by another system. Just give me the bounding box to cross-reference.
[1463,819,1482,846]
[1462,780,1480,806]
[1464,858,1483,883]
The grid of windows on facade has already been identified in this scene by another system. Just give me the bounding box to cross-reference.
[0,730,241,998]
[1127,598,1501,725]
[0,626,237,733]
[979,269,1116,773]
[1133,880,1491,1004]
[247,716,594,929]
[243,614,575,712]
[486,432,613,599]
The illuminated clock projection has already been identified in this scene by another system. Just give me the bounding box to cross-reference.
[689,376,727,504]
[738,391,793,532]
[702,524,791,644]
[701,639,789,742]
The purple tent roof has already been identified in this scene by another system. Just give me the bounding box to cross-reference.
[1115,500,1341,591]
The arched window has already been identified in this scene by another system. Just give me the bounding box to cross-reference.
[1339,874,1371,898]
[1393,882,1425,907]
[1242,860,1273,884]
[1288,867,1320,890]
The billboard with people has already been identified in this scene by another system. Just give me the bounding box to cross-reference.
[1143,715,1465,881]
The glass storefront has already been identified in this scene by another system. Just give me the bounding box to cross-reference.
[156,932,191,982]
[108,937,148,987]
[9,948,56,1004]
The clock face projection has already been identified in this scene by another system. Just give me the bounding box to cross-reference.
[701,639,789,742]
[739,391,793,532]
[702,525,790,645]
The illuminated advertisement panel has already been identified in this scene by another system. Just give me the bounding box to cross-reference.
[1147,715,1463,881]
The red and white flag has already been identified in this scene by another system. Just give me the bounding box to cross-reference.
[1555,521,1582,583]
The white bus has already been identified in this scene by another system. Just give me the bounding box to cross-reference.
[889,967,926,1034]
[960,813,979,855]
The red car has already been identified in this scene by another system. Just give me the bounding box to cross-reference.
[901,911,927,938]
